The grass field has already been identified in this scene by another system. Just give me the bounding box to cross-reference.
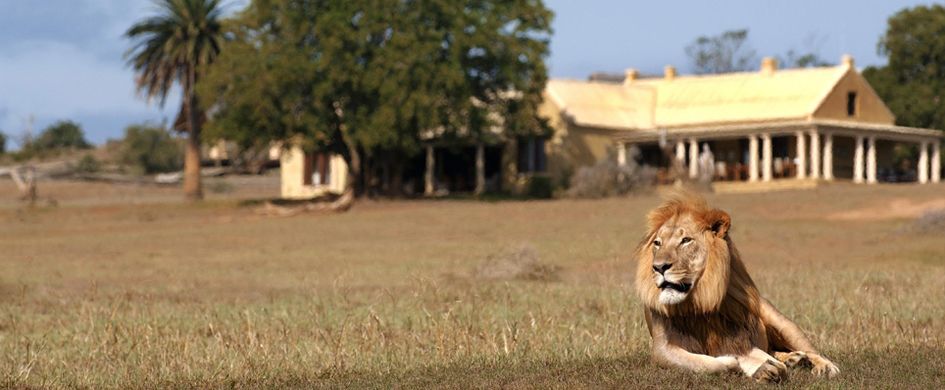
[1,180,944,388]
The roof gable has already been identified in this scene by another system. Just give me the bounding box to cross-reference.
[811,69,896,124]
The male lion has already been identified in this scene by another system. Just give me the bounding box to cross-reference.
[635,193,839,383]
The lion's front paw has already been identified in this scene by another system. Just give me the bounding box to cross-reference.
[774,351,812,369]
[750,358,788,384]
[808,354,840,378]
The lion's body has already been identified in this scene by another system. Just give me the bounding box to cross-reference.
[635,193,839,383]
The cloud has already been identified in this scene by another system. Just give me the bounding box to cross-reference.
[0,39,177,145]
[0,0,182,146]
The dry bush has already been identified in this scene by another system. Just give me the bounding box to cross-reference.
[473,243,560,282]
[900,208,945,234]
[566,150,655,198]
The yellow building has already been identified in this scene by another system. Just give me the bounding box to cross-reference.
[280,55,943,199]
[543,55,942,185]
[280,147,348,199]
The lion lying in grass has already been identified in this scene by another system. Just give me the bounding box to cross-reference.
[635,193,839,383]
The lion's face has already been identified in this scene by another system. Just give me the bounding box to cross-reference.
[635,193,735,314]
[649,213,710,305]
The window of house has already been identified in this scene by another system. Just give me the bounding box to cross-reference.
[847,91,857,117]
[517,136,547,173]
[303,152,331,186]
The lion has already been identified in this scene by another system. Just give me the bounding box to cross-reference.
[634,192,839,383]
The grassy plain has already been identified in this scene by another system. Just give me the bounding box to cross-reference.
[1,180,943,388]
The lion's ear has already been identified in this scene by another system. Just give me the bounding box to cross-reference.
[707,209,731,238]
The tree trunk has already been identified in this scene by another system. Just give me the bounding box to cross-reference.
[183,67,203,201]
[183,129,203,200]
[331,126,360,212]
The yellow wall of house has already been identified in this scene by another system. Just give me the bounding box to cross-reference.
[812,70,895,124]
[541,97,621,185]
[280,146,348,199]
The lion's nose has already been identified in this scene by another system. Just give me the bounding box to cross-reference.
[652,263,672,274]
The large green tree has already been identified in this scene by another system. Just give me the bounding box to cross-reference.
[125,0,223,200]
[863,4,945,132]
[200,0,551,202]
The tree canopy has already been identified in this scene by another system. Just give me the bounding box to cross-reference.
[199,0,553,195]
[32,120,92,151]
[686,29,831,74]
[863,4,945,132]
[685,29,757,74]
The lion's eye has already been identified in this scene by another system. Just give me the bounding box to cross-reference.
[653,239,662,247]
[680,237,692,245]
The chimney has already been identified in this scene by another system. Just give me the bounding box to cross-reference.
[760,57,777,75]
[624,68,639,85]
[841,54,854,69]
[664,65,677,81]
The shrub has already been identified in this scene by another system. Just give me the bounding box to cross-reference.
[16,120,92,159]
[566,148,656,198]
[32,120,92,151]
[0,131,6,154]
[525,175,554,199]
[900,209,945,234]
[473,243,560,282]
[75,154,101,173]
[118,124,183,174]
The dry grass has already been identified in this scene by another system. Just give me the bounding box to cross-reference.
[0,180,943,388]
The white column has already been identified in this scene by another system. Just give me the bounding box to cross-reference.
[918,141,929,184]
[823,133,834,180]
[932,141,941,183]
[809,129,821,179]
[617,142,627,166]
[475,143,485,194]
[675,140,685,162]
[853,136,864,183]
[424,145,435,195]
[795,131,807,179]
[866,136,877,184]
[689,138,699,179]
[762,133,773,182]
[749,134,759,182]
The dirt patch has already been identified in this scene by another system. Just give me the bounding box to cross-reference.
[828,197,945,221]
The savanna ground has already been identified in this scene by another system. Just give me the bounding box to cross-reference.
[1,178,944,389]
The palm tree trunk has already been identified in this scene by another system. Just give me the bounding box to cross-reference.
[183,67,203,200]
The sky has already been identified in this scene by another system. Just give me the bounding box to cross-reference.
[0,0,935,147]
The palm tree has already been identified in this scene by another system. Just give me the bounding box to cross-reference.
[125,0,223,200]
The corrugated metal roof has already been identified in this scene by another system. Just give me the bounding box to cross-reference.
[546,79,655,129]
[546,64,852,130]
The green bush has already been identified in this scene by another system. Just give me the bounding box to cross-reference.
[16,120,92,159]
[33,120,92,151]
[76,154,101,173]
[0,131,6,154]
[119,124,183,174]
[525,175,554,199]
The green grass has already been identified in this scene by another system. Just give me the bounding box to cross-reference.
[0,182,943,388]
